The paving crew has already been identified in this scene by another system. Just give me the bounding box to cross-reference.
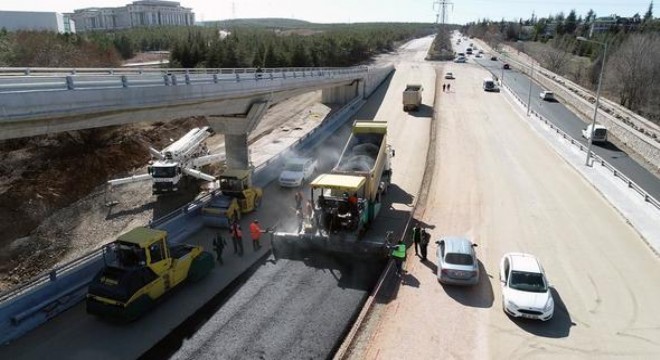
[420,228,430,261]
[230,221,244,256]
[411,222,421,256]
[250,220,263,251]
[213,232,228,265]
[390,238,407,276]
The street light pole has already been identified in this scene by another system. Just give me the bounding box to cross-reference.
[577,36,608,166]
[526,60,534,116]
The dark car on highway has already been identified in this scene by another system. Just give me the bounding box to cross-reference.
[503,63,511,69]
[490,56,497,61]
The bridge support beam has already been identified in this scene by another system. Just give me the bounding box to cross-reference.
[321,80,362,104]
[207,101,269,169]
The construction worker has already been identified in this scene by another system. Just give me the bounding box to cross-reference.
[250,220,263,251]
[213,232,227,265]
[420,228,430,261]
[411,222,421,256]
[294,191,303,210]
[231,221,244,256]
[390,239,406,276]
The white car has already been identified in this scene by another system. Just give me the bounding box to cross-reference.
[279,157,317,187]
[444,72,454,79]
[540,91,555,101]
[499,253,554,321]
[454,56,467,63]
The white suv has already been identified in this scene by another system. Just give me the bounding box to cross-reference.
[279,157,317,187]
[499,253,554,321]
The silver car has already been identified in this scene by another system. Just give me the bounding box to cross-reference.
[436,236,479,285]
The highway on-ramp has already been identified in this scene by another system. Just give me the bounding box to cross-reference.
[346,41,660,359]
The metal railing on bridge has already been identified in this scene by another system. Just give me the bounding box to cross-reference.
[0,66,368,93]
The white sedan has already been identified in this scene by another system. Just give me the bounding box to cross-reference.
[499,253,554,321]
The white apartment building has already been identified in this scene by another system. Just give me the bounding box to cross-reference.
[69,1,194,32]
[0,11,75,33]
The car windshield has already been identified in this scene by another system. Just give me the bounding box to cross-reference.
[509,271,547,292]
[594,128,607,137]
[285,163,304,172]
[445,253,474,265]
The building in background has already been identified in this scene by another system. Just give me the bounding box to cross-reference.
[69,1,194,32]
[0,11,75,33]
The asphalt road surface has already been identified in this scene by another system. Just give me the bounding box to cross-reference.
[167,35,436,359]
[466,42,660,202]
[347,34,660,359]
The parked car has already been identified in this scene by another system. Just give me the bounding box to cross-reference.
[503,63,511,69]
[582,124,608,143]
[500,253,554,321]
[490,56,497,61]
[279,157,317,187]
[436,237,479,285]
[540,91,555,101]
[444,72,455,79]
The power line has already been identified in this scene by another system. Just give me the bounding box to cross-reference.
[433,0,454,26]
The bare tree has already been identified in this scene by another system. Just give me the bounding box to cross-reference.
[605,33,660,112]
[539,37,572,73]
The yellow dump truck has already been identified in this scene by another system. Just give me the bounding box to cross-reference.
[86,227,214,321]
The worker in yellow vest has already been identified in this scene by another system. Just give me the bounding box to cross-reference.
[390,238,406,276]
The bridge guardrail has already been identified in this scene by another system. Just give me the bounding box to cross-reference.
[0,67,368,93]
[501,82,660,211]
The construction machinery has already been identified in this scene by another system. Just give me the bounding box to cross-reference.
[272,121,394,257]
[202,169,263,227]
[86,227,214,321]
[108,126,225,195]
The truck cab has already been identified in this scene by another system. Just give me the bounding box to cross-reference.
[279,157,317,187]
[483,78,500,92]
[582,124,608,143]
[148,161,182,194]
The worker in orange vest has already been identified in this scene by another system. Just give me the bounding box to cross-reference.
[250,220,263,251]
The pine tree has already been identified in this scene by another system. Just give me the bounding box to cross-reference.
[643,1,654,22]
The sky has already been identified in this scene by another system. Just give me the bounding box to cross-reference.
[0,0,654,25]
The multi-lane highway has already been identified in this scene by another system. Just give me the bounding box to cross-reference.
[3,32,659,359]
[345,34,660,359]
[470,42,660,201]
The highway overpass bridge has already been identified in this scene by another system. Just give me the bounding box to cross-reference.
[0,66,392,168]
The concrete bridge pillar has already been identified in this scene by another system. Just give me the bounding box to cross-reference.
[207,101,269,170]
[321,80,362,104]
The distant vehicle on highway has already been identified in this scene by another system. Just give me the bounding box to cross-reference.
[478,50,484,54]
[500,253,554,321]
[475,53,482,58]
[490,56,497,61]
[454,56,467,63]
[444,72,455,79]
[503,63,511,69]
[279,157,317,187]
[582,124,608,143]
[436,237,479,286]
[540,91,556,101]
[466,48,473,55]
[457,52,466,57]
[483,78,500,92]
